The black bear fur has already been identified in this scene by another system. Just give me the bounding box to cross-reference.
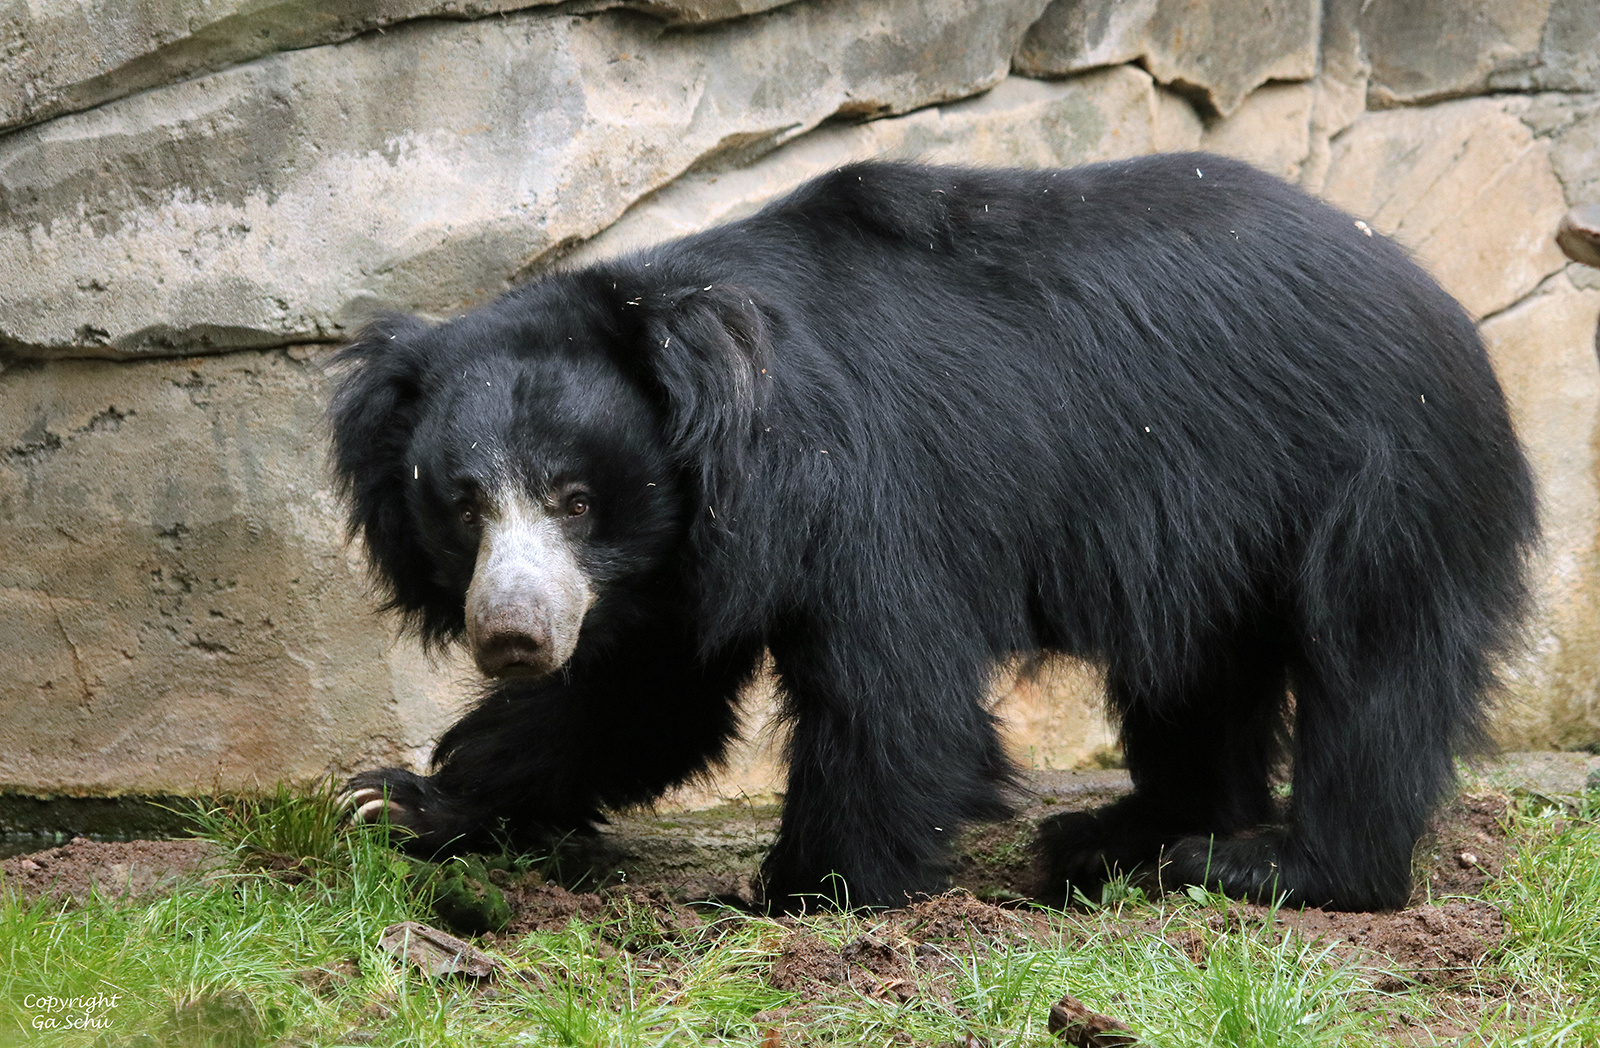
[329,155,1537,912]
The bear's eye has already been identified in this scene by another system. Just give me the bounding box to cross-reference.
[460,506,477,527]
[565,493,591,518]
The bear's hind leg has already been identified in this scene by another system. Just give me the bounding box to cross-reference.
[762,624,1016,912]
[1035,639,1286,904]
[1164,637,1476,910]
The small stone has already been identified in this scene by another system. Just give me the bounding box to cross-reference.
[379,921,501,979]
[1047,993,1139,1047]
[1457,852,1480,868]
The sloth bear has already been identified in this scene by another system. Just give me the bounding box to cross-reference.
[331,155,1535,912]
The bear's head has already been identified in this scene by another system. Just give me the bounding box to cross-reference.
[327,268,771,678]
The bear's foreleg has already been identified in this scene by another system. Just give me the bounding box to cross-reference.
[348,635,762,856]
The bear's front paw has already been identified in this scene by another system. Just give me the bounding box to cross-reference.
[342,768,475,856]
[343,768,425,833]
[1164,834,1412,910]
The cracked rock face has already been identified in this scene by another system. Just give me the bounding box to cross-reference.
[0,0,800,135]
[0,349,475,793]
[1480,273,1600,751]
[1321,97,1570,319]
[0,0,1050,361]
[1012,0,1321,118]
[1360,0,1600,107]
[568,68,1203,265]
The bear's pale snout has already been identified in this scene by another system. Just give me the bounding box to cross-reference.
[463,493,594,679]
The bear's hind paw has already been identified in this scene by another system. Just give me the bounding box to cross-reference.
[1033,802,1173,905]
[1162,833,1294,903]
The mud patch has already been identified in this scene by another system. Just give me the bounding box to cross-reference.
[482,876,708,948]
[1276,899,1506,988]
[495,878,606,937]
[766,893,1056,1004]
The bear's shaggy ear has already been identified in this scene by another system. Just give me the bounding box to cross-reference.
[635,283,772,481]
[327,313,464,645]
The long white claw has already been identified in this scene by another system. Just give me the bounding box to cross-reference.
[344,787,386,812]
[355,797,407,824]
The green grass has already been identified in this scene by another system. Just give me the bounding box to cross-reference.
[1465,793,1600,1046]
[1,784,1597,1047]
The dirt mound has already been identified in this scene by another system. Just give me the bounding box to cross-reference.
[889,891,1054,949]
[1129,793,1516,989]
[1277,900,1506,988]
[482,876,709,948]
[1416,792,1511,901]
[767,893,1054,1003]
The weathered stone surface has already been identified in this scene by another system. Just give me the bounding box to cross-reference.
[1199,82,1314,182]
[1480,273,1600,750]
[567,67,1201,263]
[1321,98,1571,318]
[1301,75,1367,195]
[990,659,1117,772]
[0,348,469,795]
[1298,0,1370,195]
[0,0,1050,362]
[1013,0,1320,117]
[1518,94,1600,208]
[1361,0,1600,108]
[0,0,797,134]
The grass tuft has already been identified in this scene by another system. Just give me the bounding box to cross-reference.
[178,779,354,877]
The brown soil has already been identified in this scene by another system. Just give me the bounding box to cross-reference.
[1415,791,1511,901]
[764,893,1054,1005]
[1276,899,1506,988]
[1272,791,1513,988]
[0,836,220,903]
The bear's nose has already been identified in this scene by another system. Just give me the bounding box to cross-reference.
[469,606,558,678]
[462,494,594,678]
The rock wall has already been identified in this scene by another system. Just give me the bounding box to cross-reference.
[2,0,1597,805]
